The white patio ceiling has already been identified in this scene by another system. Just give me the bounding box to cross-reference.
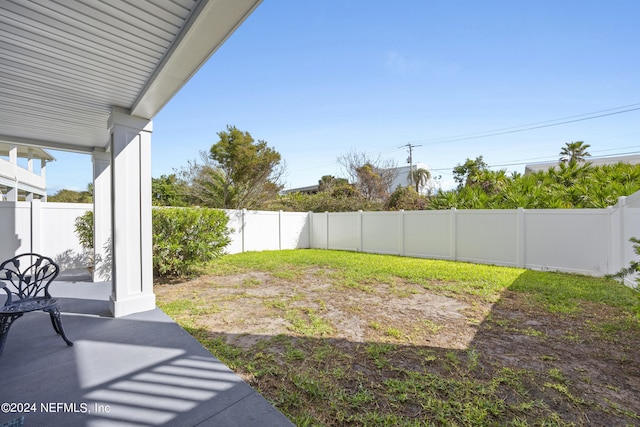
[0,0,261,153]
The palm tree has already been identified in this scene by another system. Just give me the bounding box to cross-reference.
[559,141,591,164]
[410,168,431,194]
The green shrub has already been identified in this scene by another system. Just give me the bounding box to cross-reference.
[74,210,95,269]
[387,186,429,210]
[74,210,94,250]
[152,207,231,277]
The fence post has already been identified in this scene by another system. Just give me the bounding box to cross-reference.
[358,210,363,252]
[242,209,247,253]
[400,210,405,256]
[517,207,525,268]
[450,207,457,261]
[607,205,616,276]
[278,210,282,250]
[614,196,627,275]
[325,211,329,250]
[308,211,313,249]
[30,199,42,254]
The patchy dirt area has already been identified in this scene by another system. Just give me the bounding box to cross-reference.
[155,269,640,426]
[157,270,484,350]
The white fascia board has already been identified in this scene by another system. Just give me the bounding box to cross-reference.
[0,134,106,154]
[131,0,262,119]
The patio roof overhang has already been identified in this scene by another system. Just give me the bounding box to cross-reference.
[0,0,262,153]
[0,0,263,318]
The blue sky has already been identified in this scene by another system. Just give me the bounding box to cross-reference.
[47,0,640,194]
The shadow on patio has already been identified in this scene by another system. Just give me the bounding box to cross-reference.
[0,282,293,427]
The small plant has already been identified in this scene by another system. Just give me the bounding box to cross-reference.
[608,237,640,317]
[74,210,94,250]
[74,210,95,271]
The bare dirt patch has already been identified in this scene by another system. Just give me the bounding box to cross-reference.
[157,270,483,350]
[155,268,640,426]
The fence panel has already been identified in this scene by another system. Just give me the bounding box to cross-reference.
[402,210,452,259]
[224,209,244,254]
[328,212,359,251]
[243,210,280,252]
[311,212,328,249]
[456,210,519,267]
[524,209,610,275]
[362,211,402,255]
[281,212,309,249]
[40,202,91,269]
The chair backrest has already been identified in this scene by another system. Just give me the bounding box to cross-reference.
[0,253,60,303]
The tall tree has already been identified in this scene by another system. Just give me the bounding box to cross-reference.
[337,150,397,202]
[318,175,349,193]
[452,156,489,189]
[355,163,389,202]
[151,174,188,206]
[560,141,591,164]
[209,125,285,209]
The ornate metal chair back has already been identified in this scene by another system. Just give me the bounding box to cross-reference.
[0,254,60,304]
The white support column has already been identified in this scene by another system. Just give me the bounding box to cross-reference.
[7,146,17,202]
[41,159,47,202]
[108,107,155,317]
[92,150,112,282]
[27,149,34,172]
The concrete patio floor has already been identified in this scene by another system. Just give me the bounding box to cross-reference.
[0,281,293,427]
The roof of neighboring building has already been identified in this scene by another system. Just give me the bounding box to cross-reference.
[524,154,640,174]
[0,142,55,161]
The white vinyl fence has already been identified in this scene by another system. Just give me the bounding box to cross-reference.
[311,207,616,276]
[0,201,92,274]
[0,191,638,284]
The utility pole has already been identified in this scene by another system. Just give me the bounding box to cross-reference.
[400,143,422,187]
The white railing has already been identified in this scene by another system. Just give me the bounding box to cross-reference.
[0,158,46,194]
[0,191,638,283]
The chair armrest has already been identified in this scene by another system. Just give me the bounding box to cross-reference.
[0,281,11,305]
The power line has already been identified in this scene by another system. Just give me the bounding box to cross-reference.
[406,103,640,146]
[429,149,640,172]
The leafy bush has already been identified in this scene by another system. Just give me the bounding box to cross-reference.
[74,210,94,250]
[387,186,429,210]
[152,207,231,277]
[74,210,95,269]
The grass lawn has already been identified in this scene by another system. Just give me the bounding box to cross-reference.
[155,249,640,426]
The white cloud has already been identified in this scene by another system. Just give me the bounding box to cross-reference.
[384,51,409,73]
[383,51,427,74]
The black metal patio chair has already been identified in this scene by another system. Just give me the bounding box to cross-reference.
[0,253,73,357]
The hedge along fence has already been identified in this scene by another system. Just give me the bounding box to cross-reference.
[152,207,231,277]
[72,206,232,278]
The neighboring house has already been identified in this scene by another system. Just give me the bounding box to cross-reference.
[283,162,434,196]
[524,154,640,174]
[0,142,54,201]
[282,184,320,195]
[388,162,433,195]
